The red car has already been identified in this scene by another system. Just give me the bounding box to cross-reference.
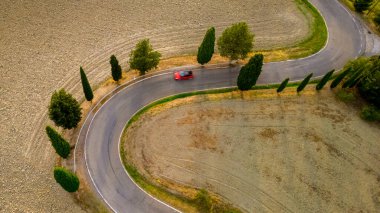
[174,70,194,80]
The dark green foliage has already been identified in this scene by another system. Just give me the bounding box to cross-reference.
[297,73,313,93]
[110,55,122,82]
[194,189,212,212]
[374,12,380,25]
[342,69,363,88]
[354,0,372,12]
[54,167,80,192]
[237,54,264,90]
[277,78,289,93]
[48,89,82,129]
[330,68,352,89]
[316,69,335,90]
[357,56,380,107]
[361,105,380,121]
[45,126,71,158]
[129,39,161,75]
[80,67,93,101]
[217,22,254,61]
[197,27,216,65]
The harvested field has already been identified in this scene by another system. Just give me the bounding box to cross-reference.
[124,88,380,212]
[0,0,310,211]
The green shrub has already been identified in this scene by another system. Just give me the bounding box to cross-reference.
[357,56,380,108]
[48,89,82,129]
[53,167,80,192]
[316,69,334,90]
[354,0,372,13]
[45,126,71,158]
[297,73,313,93]
[336,89,356,102]
[374,12,380,25]
[197,27,216,65]
[277,78,289,93]
[361,105,380,121]
[194,189,212,212]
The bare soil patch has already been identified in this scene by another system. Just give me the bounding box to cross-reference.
[124,87,380,212]
[0,0,310,211]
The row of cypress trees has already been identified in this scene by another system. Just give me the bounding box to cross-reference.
[275,67,358,94]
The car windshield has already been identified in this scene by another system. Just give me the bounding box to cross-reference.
[179,71,191,77]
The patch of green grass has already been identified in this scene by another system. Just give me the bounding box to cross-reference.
[336,89,356,102]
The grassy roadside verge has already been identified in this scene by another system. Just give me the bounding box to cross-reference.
[339,0,380,35]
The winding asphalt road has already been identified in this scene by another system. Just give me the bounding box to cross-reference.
[77,0,366,212]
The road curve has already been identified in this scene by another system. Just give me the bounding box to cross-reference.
[78,0,364,212]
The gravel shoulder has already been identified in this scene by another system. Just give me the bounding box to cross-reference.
[0,0,310,211]
[124,87,380,212]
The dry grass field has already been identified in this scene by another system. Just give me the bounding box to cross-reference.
[124,88,380,212]
[0,0,310,211]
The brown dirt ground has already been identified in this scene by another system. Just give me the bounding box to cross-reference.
[124,87,380,213]
[0,0,310,211]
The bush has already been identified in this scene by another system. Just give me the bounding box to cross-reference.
[316,69,334,90]
[45,126,71,158]
[336,89,356,102]
[197,27,216,65]
[297,73,313,93]
[357,56,380,108]
[54,167,80,192]
[354,0,372,13]
[374,12,380,25]
[48,89,82,129]
[194,189,212,212]
[361,105,380,121]
[277,78,289,93]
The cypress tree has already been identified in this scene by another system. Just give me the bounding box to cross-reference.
[237,54,264,90]
[80,67,93,102]
[316,69,335,90]
[197,27,216,65]
[342,70,362,88]
[277,78,289,93]
[46,126,71,158]
[110,55,122,82]
[330,68,352,89]
[297,73,313,93]
[53,167,80,192]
